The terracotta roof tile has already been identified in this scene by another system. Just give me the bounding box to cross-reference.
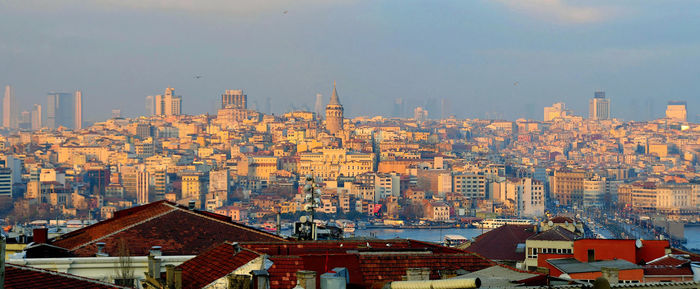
[176,242,262,289]
[5,264,127,289]
[48,201,285,257]
[466,224,536,261]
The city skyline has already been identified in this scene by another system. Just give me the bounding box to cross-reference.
[1,1,699,121]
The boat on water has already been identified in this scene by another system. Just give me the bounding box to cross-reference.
[443,234,469,247]
[335,219,356,234]
[475,218,534,229]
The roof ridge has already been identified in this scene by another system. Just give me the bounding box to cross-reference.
[176,205,286,241]
[6,263,131,288]
[69,206,179,251]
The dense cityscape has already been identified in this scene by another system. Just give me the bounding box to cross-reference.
[0,82,698,288]
[2,1,700,288]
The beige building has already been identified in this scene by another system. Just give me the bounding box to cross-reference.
[665,101,687,122]
[181,173,205,199]
[525,227,577,270]
[298,148,374,181]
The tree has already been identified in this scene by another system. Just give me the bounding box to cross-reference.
[114,238,134,286]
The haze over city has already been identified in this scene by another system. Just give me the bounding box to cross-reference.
[1,0,699,122]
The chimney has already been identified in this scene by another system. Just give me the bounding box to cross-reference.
[174,267,183,289]
[165,265,175,288]
[296,270,317,289]
[601,267,619,284]
[96,242,108,257]
[188,200,196,210]
[150,245,162,256]
[251,269,270,289]
[33,228,48,244]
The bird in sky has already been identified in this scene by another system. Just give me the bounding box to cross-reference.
[283,10,288,15]
[194,75,202,79]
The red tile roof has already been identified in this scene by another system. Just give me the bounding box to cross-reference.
[48,200,285,257]
[174,240,495,289]
[466,224,536,262]
[176,242,262,289]
[528,226,578,241]
[5,264,127,289]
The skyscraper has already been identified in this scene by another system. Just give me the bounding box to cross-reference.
[145,95,154,115]
[3,85,17,128]
[46,92,75,129]
[325,82,344,135]
[75,90,83,129]
[221,90,247,109]
[31,104,42,130]
[155,87,182,116]
[665,101,687,122]
[314,93,324,118]
[589,91,610,120]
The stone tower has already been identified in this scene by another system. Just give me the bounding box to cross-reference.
[325,82,344,135]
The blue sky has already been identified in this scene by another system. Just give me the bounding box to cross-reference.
[1,0,699,122]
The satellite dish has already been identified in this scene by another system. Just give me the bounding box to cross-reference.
[300,216,308,223]
[635,239,643,248]
[548,221,554,226]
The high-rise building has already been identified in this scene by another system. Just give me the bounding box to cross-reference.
[221,90,247,109]
[145,95,155,115]
[665,101,687,122]
[325,82,344,135]
[137,170,150,204]
[314,93,323,118]
[0,167,11,197]
[47,92,75,129]
[3,85,17,128]
[75,90,82,130]
[155,87,182,116]
[19,111,31,129]
[31,104,42,130]
[589,91,610,120]
[543,102,572,121]
[413,106,428,122]
[392,98,405,118]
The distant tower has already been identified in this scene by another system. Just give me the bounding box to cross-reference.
[145,95,154,115]
[221,89,247,109]
[325,82,344,135]
[3,85,16,128]
[665,101,687,122]
[75,90,83,129]
[314,93,323,118]
[155,87,181,116]
[46,92,74,129]
[31,104,42,130]
[589,91,610,120]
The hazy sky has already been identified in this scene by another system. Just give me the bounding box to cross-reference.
[1,0,699,122]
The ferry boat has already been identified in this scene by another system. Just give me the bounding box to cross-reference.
[475,218,534,229]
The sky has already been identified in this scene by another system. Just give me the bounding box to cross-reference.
[1,0,699,122]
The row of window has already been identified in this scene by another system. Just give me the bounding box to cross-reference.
[526,247,572,259]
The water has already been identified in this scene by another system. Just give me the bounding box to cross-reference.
[685,226,700,251]
[350,228,483,243]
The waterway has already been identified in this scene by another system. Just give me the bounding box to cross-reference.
[283,225,700,250]
[685,226,700,251]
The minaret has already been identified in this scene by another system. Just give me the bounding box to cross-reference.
[325,82,344,135]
